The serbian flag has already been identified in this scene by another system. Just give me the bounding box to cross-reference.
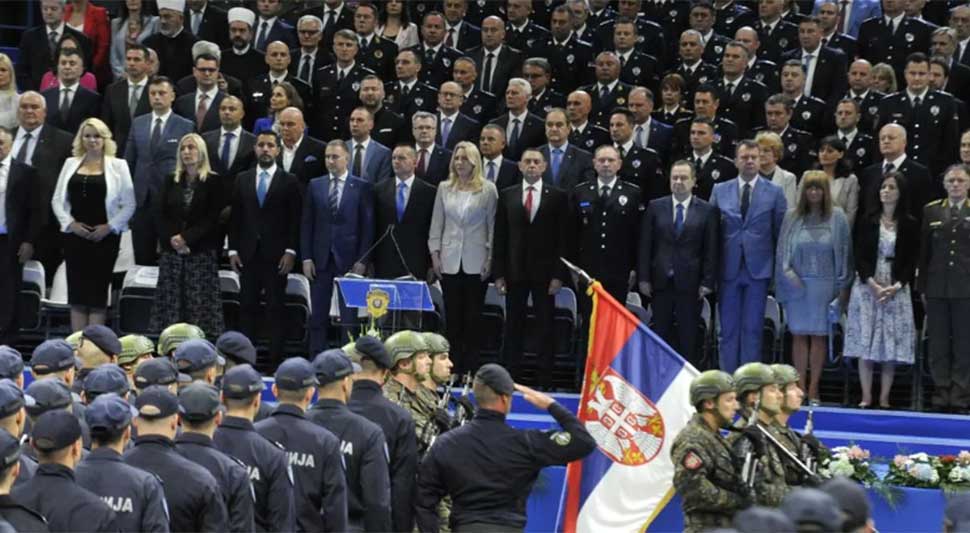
[557,281,699,532]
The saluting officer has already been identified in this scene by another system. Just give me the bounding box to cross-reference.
[176,383,256,533]
[346,336,418,533]
[0,427,47,532]
[75,394,170,533]
[415,364,595,532]
[307,349,392,533]
[256,358,349,533]
[672,370,748,533]
[918,164,970,412]
[214,364,296,532]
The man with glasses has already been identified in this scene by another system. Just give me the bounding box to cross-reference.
[174,53,226,133]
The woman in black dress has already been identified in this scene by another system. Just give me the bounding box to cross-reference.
[51,118,135,330]
[150,133,225,335]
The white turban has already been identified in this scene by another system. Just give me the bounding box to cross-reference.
[227,7,256,27]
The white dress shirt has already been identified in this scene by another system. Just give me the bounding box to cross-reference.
[12,125,43,165]
[396,175,415,206]
[738,175,760,202]
[195,86,218,114]
[151,109,173,133]
[672,194,692,224]
[282,135,304,172]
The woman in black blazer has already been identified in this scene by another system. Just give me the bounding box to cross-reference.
[150,133,225,336]
[844,171,919,408]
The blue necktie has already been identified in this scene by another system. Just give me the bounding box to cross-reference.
[674,203,685,235]
[551,148,563,184]
[221,132,234,170]
[441,117,452,147]
[257,170,269,206]
[487,161,496,182]
[329,178,341,214]
[396,180,407,222]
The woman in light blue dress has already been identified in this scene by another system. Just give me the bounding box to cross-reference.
[775,171,853,401]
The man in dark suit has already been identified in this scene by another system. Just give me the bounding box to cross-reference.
[492,149,568,388]
[358,76,408,149]
[610,108,666,203]
[16,0,91,91]
[781,16,848,102]
[144,4,199,82]
[435,82,481,151]
[755,0,800,63]
[490,79,546,162]
[566,90,612,153]
[778,59,830,138]
[480,124,520,190]
[384,50,437,122]
[406,12,464,90]
[846,59,885,134]
[834,98,876,173]
[0,128,44,345]
[295,0,354,51]
[253,0,298,51]
[186,0,230,49]
[638,160,719,365]
[627,87,673,161]
[247,41,312,130]
[276,108,325,189]
[300,141,374,353]
[859,123,936,221]
[203,95,255,201]
[930,28,970,105]
[950,5,970,67]
[290,13,324,88]
[541,109,593,190]
[816,1,858,58]
[312,30,373,141]
[222,8,269,89]
[687,117,738,200]
[857,0,933,81]
[443,0,481,50]
[174,54,226,133]
[532,5,595,96]
[102,45,153,155]
[469,16,525,99]
[452,57,499,126]
[353,4,398,83]
[581,52,634,128]
[42,50,100,135]
[718,42,769,139]
[412,112,452,186]
[346,108,393,184]
[734,26,780,94]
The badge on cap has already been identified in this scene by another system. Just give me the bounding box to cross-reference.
[618,195,628,206]
[683,450,703,470]
[566,54,574,64]
[802,110,812,120]
[931,105,940,116]
[741,92,750,102]
[550,431,572,446]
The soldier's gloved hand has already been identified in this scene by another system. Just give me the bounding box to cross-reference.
[433,408,452,432]
[801,433,823,455]
[456,396,475,421]
[741,427,767,456]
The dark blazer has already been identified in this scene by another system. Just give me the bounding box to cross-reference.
[245,74,312,129]
[229,167,302,263]
[492,182,569,283]
[12,125,74,201]
[415,145,452,186]
[449,21,481,50]
[717,77,768,138]
[185,4,230,49]
[486,158,522,191]
[853,213,919,285]
[101,78,152,155]
[822,32,857,61]
[154,172,226,253]
[371,177,436,279]
[174,90,226,133]
[3,161,44,249]
[947,60,970,109]
[539,144,593,190]
[299,174,374,273]
[371,107,409,149]
[42,86,101,134]
[124,112,197,206]
[220,47,269,92]
[406,43,464,89]
[642,119,674,159]
[857,16,933,78]
[490,112,546,161]
[143,30,198,82]
[581,80,634,128]
[254,17,298,51]
[638,195,719,292]
[468,45,524,97]
[278,135,326,189]
[877,90,960,176]
[781,46,848,102]
[16,25,91,91]
[436,112,480,151]
[203,128,256,202]
[859,158,935,223]
[176,73,245,99]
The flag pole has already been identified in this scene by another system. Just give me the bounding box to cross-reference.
[560,257,593,287]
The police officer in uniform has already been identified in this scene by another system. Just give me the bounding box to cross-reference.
[24,379,90,454]
[0,428,47,532]
[0,380,36,487]
[256,358,349,533]
[346,336,417,533]
[75,394,170,532]
[307,349,392,532]
[156,322,206,358]
[382,332,436,456]
[176,382,256,533]
[313,29,376,140]
[727,363,789,507]
[133,358,182,395]
[415,364,595,532]
[12,410,117,532]
[124,386,228,532]
[672,370,748,533]
[918,164,970,412]
[770,364,824,486]
[214,331,273,421]
[214,364,296,532]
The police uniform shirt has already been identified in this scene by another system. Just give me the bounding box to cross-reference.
[174,431,256,533]
[0,494,47,532]
[11,463,117,532]
[214,415,295,533]
[840,128,875,171]
[255,404,349,533]
[790,94,829,138]
[14,454,37,488]
[571,177,643,286]
[123,434,228,533]
[877,88,960,174]
[75,447,170,533]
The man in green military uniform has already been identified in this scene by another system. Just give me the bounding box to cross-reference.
[672,370,748,533]
[770,363,823,486]
[728,362,790,507]
[419,331,457,532]
[382,331,436,454]
[118,335,155,389]
[157,323,206,358]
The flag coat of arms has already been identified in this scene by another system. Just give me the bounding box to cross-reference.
[558,282,699,532]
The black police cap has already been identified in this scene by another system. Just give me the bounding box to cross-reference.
[474,363,515,395]
[0,347,24,380]
[135,386,180,419]
[178,383,223,422]
[85,393,137,433]
[32,410,82,452]
[355,336,392,369]
[82,325,122,356]
[0,429,19,469]
[221,364,265,399]
[0,380,31,419]
[83,364,130,396]
[312,349,355,385]
[216,331,257,366]
[134,358,179,389]
[30,339,76,374]
[24,379,72,417]
[275,357,319,390]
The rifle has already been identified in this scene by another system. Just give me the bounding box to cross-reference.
[419,375,457,453]
[739,397,762,499]
[755,423,817,477]
[801,407,817,474]
[453,372,473,427]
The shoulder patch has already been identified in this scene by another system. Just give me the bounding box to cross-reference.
[550,431,572,446]
[682,449,704,470]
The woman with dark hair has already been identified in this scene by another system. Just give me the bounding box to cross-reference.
[844,171,918,408]
[654,73,693,125]
[377,0,419,49]
[40,35,98,91]
[253,81,304,134]
[816,135,860,227]
[110,0,159,80]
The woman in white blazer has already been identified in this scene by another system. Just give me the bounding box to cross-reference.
[51,117,135,330]
[756,131,798,207]
[428,141,498,375]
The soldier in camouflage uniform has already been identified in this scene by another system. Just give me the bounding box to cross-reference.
[419,332,457,532]
[727,362,790,507]
[118,335,156,390]
[382,331,437,454]
[672,370,749,533]
[771,364,825,486]
[157,322,206,358]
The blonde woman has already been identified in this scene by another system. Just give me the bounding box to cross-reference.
[0,54,18,129]
[871,63,897,94]
[755,131,797,207]
[150,133,225,335]
[775,171,853,401]
[428,141,498,375]
[51,118,135,330]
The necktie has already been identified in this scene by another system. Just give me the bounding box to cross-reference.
[256,20,269,50]
[128,84,140,118]
[821,37,829,48]
[620,54,627,68]
[599,184,610,204]
[352,144,364,177]
[324,10,335,30]
[299,55,312,82]
[913,96,922,109]
[481,53,495,92]
[257,170,269,206]
[447,28,456,48]
[417,149,427,177]
[49,31,58,56]
[15,132,31,163]
[221,132,234,169]
[741,182,751,220]
[951,205,961,220]
[487,161,496,182]
[838,0,850,33]
[724,82,735,96]
[635,126,645,148]
[883,162,895,174]
[191,11,202,34]
[441,117,453,147]
[361,37,370,51]
[60,88,71,118]
[803,54,815,95]
[401,83,410,98]
[524,185,535,221]
[675,203,685,235]
[396,180,407,222]
[694,156,702,169]
[618,144,626,159]
[600,84,609,100]
[196,93,208,128]
[329,177,341,213]
[551,148,563,183]
[338,69,345,83]
[509,118,521,151]
[151,117,162,149]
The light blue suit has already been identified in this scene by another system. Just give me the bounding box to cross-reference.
[710,177,787,372]
[814,0,881,38]
[345,139,393,183]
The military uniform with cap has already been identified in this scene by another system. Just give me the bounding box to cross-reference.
[307,350,392,532]
[213,364,296,532]
[255,358,348,533]
[415,364,595,532]
[11,411,118,532]
[133,358,183,392]
[123,387,228,532]
[0,426,46,532]
[75,394,170,533]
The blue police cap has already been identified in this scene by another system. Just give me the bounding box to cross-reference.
[82,325,122,356]
[24,379,71,417]
[355,336,392,369]
[733,506,795,533]
[820,476,871,531]
[135,386,180,419]
[32,410,82,452]
[275,357,319,390]
[474,363,515,395]
[85,393,137,433]
[83,364,130,397]
[0,379,32,419]
[178,382,223,422]
[173,339,225,373]
[0,347,24,380]
[312,349,355,385]
[221,364,264,399]
[0,429,20,469]
[781,488,843,531]
[134,358,179,389]
[30,340,76,374]
[216,331,257,366]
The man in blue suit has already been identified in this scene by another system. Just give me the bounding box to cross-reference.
[301,141,375,353]
[814,0,881,38]
[710,139,787,372]
[124,76,196,265]
[346,108,392,184]
[628,87,673,161]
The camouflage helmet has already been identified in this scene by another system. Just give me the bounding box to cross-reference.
[733,362,776,397]
[158,323,206,356]
[118,335,155,366]
[690,370,735,406]
[771,364,799,387]
[65,331,83,350]
[384,330,430,366]
[421,332,450,355]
